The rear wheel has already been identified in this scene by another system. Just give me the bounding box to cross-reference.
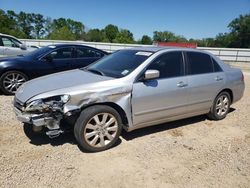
[208,91,231,120]
[0,71,28,95]
[74,105,122,152]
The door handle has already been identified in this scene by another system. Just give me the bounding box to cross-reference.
[215,76,223,81]
[177,81,188,88]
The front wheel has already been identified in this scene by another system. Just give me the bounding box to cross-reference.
[74,105,122,152]
[208,91,231,120]
[0,71,28,95]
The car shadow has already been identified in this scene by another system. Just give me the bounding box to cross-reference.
[23,108,236,151]
[122,107,236,141]
[23,123,122,152]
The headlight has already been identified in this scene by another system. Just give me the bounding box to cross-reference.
[25,95,70,112]
[25,99,45,112]
[60,95,70,103]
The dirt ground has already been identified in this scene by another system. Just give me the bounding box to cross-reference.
[0,73,249,188]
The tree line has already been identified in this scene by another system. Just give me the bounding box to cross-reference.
[0,9,249,48]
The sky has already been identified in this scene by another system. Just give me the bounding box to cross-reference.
[1,0,250,40]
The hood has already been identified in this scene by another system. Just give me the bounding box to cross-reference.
[0,56,25,62]
[15,69,114,102]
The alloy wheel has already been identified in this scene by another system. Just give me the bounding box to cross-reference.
[83,113,118,148]
[216,95,229,116]
[3,73,26,93]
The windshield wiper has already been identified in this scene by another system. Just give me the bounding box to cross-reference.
[86,68,105,76]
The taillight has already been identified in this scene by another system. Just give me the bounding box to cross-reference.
[241,73,244,82]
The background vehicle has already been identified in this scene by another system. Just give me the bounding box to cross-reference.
[0,44,108,94]
[13,47,245,152]
[0,33,38,57]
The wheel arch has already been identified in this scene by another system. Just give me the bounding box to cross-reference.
[217,88,233,103]
[0,68,30,79]
[81,102,129,128]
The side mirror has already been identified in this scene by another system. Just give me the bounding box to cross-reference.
[143,69,160,81]
[20,43,27,50]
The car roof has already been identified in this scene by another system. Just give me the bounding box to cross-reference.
[47,43,108,53]
[0,33,20,40]
[128,46,204,53]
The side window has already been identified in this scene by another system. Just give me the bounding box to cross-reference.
[187,52,213,75]
[212,58,222,72]
[49,48,73,59]
[2,37,20,48]
[147,52,184,79]
[76,47,102,58]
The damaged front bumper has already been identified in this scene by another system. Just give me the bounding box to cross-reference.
[14,106,67,138]
[14,107,45,126]
[14,107,60,129]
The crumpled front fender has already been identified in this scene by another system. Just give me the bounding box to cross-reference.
[63,85,133,129]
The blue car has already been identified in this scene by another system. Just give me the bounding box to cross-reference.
[0,44,108,94]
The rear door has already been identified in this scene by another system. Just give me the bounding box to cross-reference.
[185,51,225,113]
[73,47,104,69]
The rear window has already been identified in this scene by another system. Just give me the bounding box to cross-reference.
[187,52,214,75]
[212,58,222,72]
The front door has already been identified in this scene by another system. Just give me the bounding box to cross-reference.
[132,51,188,126]
[1,36,22,57]
[34,47,74,77]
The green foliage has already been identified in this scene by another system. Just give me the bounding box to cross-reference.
[49,18,84,40]
[48,26,76,40]
[113,29,134,43]
[32,13,46,39]
[140,35,152,44]
[87,29,105,42]
[104,24,119,42]
[153,31,188,43]
[228,14,250,48]
[0,9,26,38]
[0,9,249,48]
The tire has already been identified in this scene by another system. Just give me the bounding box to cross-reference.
[74,105,123,152]
[207,91,231,120]
[23,123,43,140]
[0,70,28,95]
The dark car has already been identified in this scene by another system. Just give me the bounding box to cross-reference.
[0,44,108,94]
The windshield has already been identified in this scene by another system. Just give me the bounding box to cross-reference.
[23,46,52,58]
[85,50,153,78]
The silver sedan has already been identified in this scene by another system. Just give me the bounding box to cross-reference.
[13,47,245,152]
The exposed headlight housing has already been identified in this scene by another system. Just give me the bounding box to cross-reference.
[25,95,70,112]
[25,99,45,112]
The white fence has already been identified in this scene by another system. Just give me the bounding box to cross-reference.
[21,39,250,63]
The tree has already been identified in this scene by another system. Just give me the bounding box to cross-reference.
[214,33,231,47]
[228,14,250,48]
[113,29,134,43]
[32,13,46,38]
[0,9,249,48]
[104,24,119,42]
[49,18,84,40]
[18,11,34,38]
[87,29,104,42]
[140,35,152,44]
[0,10,26,38]
[48,26,76,40]
[153,31,176,42]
